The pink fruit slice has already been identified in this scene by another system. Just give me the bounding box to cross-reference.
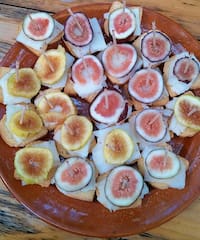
[23,12,55,41]
[173,57,199,83]
[145,149,180,179]
[71,55,105,97]
[108,7,136,39]
[141,31,171,63]
[135,109,167,142]
[102,43,137,78]
[64,12,93,46]
[90,89,126,124]
[105,166,143,206]
[128,68,163,103]
[54,157,93,192]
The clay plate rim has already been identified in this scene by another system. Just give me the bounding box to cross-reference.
[0,2,200,238]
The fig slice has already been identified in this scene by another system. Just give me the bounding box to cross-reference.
[64,12,93,47]
[102,43,137,78]
[9,109,43,138]
[89,89,126,125]
[174,94,200,130]
[141,30,171,63]
[34,45,66,85]
[128,68,164,103]
[173,56,200,83]
[23,12,55,41]
[71,55,106,98]
[103,128,134,164]
[14,147,53,185]
[35,90,77,130]
[135,109,167,143]
[108,7,136,39]
[145,149,181,179]
[54,157,93,192]
[105,166,143,207]
[60,115,93,151]
[7,68,41,99]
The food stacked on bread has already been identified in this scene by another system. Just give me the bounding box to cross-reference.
[0,1,199,212]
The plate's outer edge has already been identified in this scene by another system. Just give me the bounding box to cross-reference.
[0,3,200,238]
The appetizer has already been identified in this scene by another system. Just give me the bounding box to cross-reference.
[54,115,94,158]
[14,140,60,187]
[0,67,41,104]
[138,146,189,189]
[54,157,97,201]
[16,12,64,55]
[96,166,149,211]
[0,104,47,147]
[34,89,77,130]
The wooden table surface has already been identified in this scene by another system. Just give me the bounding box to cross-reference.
[0,1,200,240]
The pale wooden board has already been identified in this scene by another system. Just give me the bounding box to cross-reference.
[0,0,199,39]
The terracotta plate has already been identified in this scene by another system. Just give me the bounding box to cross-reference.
[0,3,200,238]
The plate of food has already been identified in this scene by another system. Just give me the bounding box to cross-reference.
[0,1,200,238]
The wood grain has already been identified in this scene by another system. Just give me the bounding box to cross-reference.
[0,0,199,40]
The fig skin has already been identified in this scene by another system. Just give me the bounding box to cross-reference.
[128,68,164,104]
[54,157,93,192]
[35,89,77,130]
[141,30,172,63]
[104,166,144,207]
[60,115,93,151]
[64,12,93,47]
[173,57,200,83]
[174,94,200,130]
[7,68,41,99]
[23,12,55,41]
[14,147,53,185]
[145,149,181,179]
[9,110,43,138]
[103,128,134,164]
[135,109,167,143]
[108,7,136,40]
[89,88,127,125]
[34,45,66,85]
